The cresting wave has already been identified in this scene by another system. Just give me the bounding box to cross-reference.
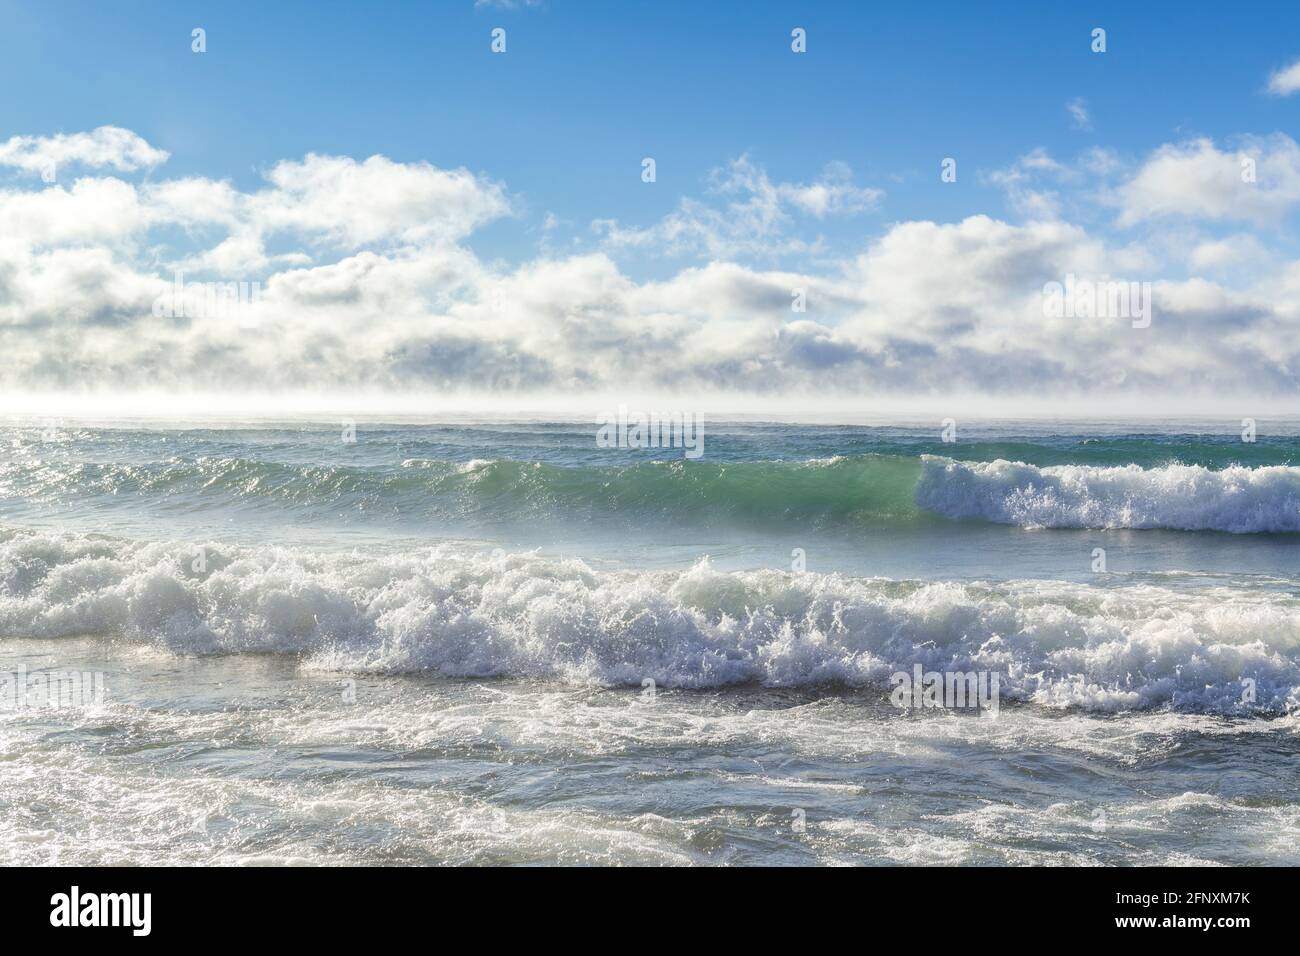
[8,451,1300,533]
[917,456,1300,533]
[0,453,926,529]
[2,527,1297,713]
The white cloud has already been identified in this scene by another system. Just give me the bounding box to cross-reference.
[1067,98,1091,130]
[1114,135,1300,226]
[144,178,242,228]
[987,148,1068,220]
[595,155,881,259]
[0,126,169,175]
[988,145,1132,216]
[1188,235,1269,271]
[250,153,511,247]
[1267,58,1300,96]
[0,177,147,246]
[1079,147,1122,176]
[0,128,1298,402]
[175,230,311,274]
[766,159,881,217]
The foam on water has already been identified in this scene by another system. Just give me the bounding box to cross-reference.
[3,652,1296,866]
[917,456,1300,533]
[2,526,1297,713]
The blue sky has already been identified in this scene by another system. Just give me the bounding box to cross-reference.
[5,0,1296,268]
[1,0,1299,407]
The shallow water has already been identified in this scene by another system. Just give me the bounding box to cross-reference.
[3,638,1297,866]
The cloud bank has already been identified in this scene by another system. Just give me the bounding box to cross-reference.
[1,127,1298,407]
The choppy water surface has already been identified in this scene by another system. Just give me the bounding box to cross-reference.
[1,417,1298,865]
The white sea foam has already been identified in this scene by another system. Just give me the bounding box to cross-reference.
[1,527,1298,712]
[917,456,1300,532]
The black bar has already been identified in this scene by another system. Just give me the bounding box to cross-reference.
[2,866,1279,940]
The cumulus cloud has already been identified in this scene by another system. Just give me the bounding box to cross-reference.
[1114,135,1300,226]
[0,126,169,175]
[0,127,1298,403]
[250,154,511,247]
[0,177,148,246]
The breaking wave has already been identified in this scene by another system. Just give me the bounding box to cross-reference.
[2,527,1297,713]
[10,451,1300,533]
[917,456,1300,533]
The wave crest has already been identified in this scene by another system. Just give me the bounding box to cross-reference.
[916,456,1300,533]
[2,528,1298,713]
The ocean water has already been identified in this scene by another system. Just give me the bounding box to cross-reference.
[2,417,1299,865]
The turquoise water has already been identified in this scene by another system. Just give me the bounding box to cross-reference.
[1,417,1298,864]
